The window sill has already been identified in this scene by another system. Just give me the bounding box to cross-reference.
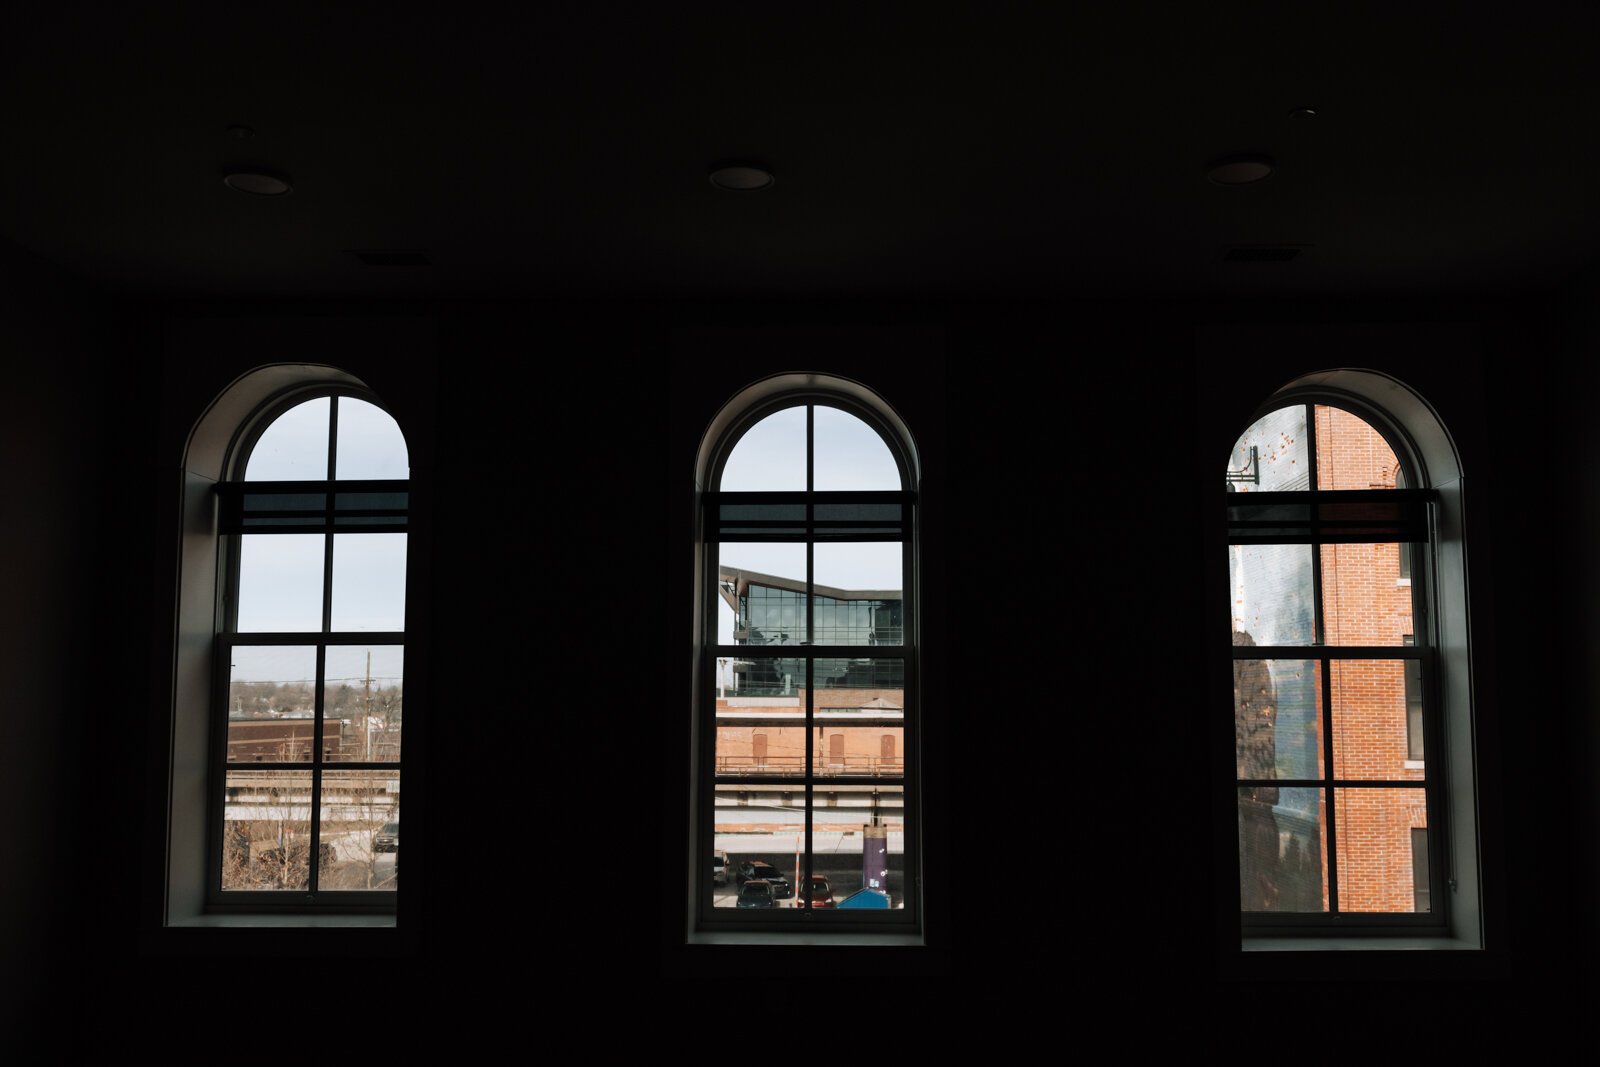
[688,930,924,947]
[1243,935,1477,952]
[169,913,396,928]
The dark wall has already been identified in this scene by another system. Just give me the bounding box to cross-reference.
[7,285,1595,1044]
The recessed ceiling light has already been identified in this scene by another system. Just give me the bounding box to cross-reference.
[223,170,292,196]
[709,165,775,191]
[1207,155,1274,185]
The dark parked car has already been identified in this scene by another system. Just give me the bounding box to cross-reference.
[374,820,399,853]
[736,880,778,908]
[795,875,835,909]
[735,860,792,898]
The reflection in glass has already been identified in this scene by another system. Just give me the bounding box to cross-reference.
[813,405,900,490]
[237,535,326,632]
[324,645,404,762]
[222,771,314,891]
[331,534,407,631]
[1334,787,1429,912]
[721,406,806,492]
[227,646,317,762]
[1228,543,1315,645]
[1234,658,1322,782]
[814,543,902,646]
[320,770,400,892]
[719,543,806,650]
[245,397,330,481]
[713,785,806,909]
[335,398,408,480]
[1227,405,1309,493]
[1238,787,1327,912]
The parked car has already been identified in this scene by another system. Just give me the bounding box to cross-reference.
[795,874,835,908]
[713,849,729,885]
[374,820,399,853]
[735,860,792,898]
[736,880,778,908]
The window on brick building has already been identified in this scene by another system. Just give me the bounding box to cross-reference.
[1228,398,1445,928]
[695,375,918,930]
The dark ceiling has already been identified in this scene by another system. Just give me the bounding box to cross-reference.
[5,9,1599,300]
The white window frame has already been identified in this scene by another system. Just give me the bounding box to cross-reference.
[1228,370,1484,951]
[165,364,404,927]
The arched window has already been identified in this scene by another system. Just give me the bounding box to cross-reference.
[1224,372,1481,944]
[169,367,408,921]
[695,375,918,927]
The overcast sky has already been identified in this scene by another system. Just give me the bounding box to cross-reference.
[233,397,410,680]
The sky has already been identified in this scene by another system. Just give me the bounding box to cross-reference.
[245,396,409,480]
[233,397,410,680]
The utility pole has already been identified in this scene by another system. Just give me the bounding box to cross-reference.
[364,649,373,760]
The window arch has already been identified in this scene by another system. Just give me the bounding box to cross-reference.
[1223,370,1482,945]
[167,365,408,923]
[694,375,919,929]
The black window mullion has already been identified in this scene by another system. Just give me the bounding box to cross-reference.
[1322,653,1339,914]
[309,644,326,894]
[804,517,814,912]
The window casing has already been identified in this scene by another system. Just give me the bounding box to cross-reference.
[694,380,919,933]
[207,386,406,912]
[1224,376,1481,944]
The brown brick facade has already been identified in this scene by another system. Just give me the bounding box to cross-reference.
[1314,405,1427,913]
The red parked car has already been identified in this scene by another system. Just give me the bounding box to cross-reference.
[795,875,835,909]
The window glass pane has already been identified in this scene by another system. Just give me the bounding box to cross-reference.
[236,534,325,632]
[227,646,317,763]
[717,724,805,776]
[814,785,904,910]
[1330,660,1425,781]
[1238,787,1327,912]
[813,405,900,490]
[1411,828,1431,913]
[1314,404,1402,490]
[814,542,902,646]
[245,397,329,481]
[1227,544,1315,645]
[324,645,404,762]
[222,770,314,891]
[812,727,904,778]
[719,543,806,646]
[720,406,806,491]
[1318,543,1413,647]
[331,534,407,631]
[335,398,408,480]
[1227,405,1308,492]
[718,653,803,697]
[1234,658,1322,782]
[714,785,805,909]
[1333,787,1428,912]
[319,770,400,892]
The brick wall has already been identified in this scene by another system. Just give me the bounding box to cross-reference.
[1315,405,1427,913]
